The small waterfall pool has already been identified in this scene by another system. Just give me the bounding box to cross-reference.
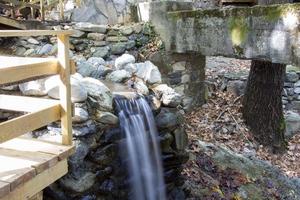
[114,96,167,200]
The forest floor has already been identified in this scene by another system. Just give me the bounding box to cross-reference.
[183,57,300,199]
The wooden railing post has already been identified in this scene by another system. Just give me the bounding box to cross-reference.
[40,0,45,21]
[59,0,64,21]
[57,34,72,145]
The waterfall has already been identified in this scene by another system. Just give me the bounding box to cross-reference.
[114,96,167,200]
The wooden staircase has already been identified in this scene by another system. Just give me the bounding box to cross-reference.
[0,30,75,200]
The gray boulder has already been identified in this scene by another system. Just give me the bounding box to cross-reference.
[45,75,88,103]
[285,111,300,139]
[19,78,47,96]
[107,70,131,83]
[115,54,135,69]
[81,77,113,111]
[95,111,118,125]
[136,61,162,84]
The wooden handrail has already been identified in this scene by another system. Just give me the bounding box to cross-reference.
[0,30,74,37]
[0,30,73,146]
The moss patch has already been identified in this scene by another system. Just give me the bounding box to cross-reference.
[229,18,249,46]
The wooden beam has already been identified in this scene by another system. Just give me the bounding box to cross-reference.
[0,95,60,113]
[29,191,43,200]
[0,104,61,143]
[0,58,58,85]
[0,16,27,30]
[0,181,10,199]
[57,34,72,145]
[59,0,64,21]
[0,30,74,37]
[40,0,45,21]
[0,159,68,200]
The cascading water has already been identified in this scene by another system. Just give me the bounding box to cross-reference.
[114,96,167,200]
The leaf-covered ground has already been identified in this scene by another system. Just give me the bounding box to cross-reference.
[183,57,300,199]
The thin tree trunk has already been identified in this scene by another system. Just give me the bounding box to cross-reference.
[242,60,286,153]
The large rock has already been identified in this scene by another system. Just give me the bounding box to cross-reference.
[95,111,118,125]
[19,78,47,96]
[60,172,96,193]
[185,140,300,199]
[152,84,182,107]
[91,46,110,58]
[155,108,182,131]
[45,75,88,103]
[115,54,135,69]
[73,107,89,123]
[136,61,162,84]
[81,77,113,111]
[74,22,107,33]
[285,111,300,139]
[106,70,131,83]
[77,60,110,78]
[87,33,105,41]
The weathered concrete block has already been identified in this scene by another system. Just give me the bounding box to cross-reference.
[150,2,300,65]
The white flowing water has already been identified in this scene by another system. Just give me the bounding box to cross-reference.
[115,97,167,200]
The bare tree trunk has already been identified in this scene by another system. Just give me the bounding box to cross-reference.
[242,60,287,153]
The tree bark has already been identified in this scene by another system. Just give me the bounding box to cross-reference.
[242,60,286,153]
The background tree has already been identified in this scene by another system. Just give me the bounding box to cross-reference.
[242,0,292,153]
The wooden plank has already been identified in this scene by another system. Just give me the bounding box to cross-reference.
[0,148,58,175]
[0,57,58,85]
[0,16,27,30]
[29,191,43,200]
[0,159,68,200]
[0,137,75,160]
[0,154,36,191]
[0,95,60,112]
[0,30,74,37]
[0,181,10,198]
[57,34,72,145]
[0,104,61,143]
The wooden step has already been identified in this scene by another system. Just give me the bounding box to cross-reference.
[0,137,74,199]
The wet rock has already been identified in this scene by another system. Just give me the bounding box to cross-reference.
[60,172,96,193]
[160,132,174,153]
[173,127,188,151]
[15,47,26,56]
[73,107,89,123]
[155,108,182,131]
[69,139,90,163]
[89,144,118,165]
[136,61,162,84]
[95,111,118,125]
[81,77,113,111]
[285,111,300,139]
[99,179,115,193]
[115,54,135,69]
[87,33,105,41]
[107,70,131,83]
[45,75,88,103]
[100,128,123,143]
[146,95,161,113]
[19,78,47,96]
